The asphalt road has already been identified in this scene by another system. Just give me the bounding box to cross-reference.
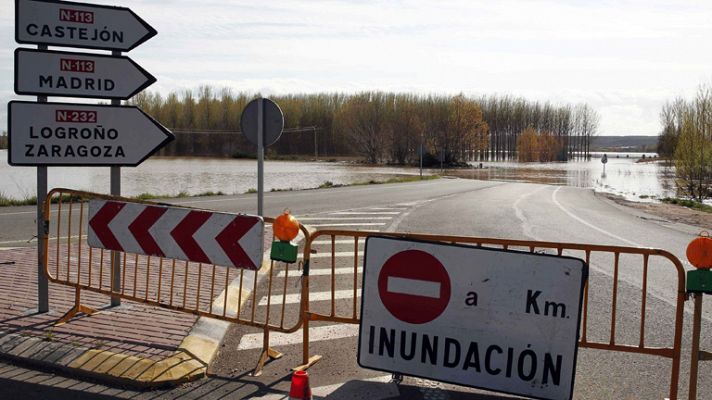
[0,178,710,399]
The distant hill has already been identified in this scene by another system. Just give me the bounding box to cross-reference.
[591,135,657,152]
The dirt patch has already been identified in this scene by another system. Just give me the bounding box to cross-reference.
[601,193,712,231]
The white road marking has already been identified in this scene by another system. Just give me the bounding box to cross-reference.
[513,186,548,241]
[308,223,386,227]
[277,266,362,278]
[329,211,400,215]
[312,239,363,245]
[297,217,392,221]
[552,187,642,247]
[258,289,357,306]
[300,251,363,259]
[238,323,359,350]
[387,277,441,298]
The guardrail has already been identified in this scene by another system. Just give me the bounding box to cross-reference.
[298,230,686,400]
[42,188,309,374]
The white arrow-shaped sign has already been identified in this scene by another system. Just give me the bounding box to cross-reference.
[8,101,174,166]
[15,48,156,100]
[15,0,157,51]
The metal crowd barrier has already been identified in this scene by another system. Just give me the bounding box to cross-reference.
[298,230,686,400]
[42,188,308,374]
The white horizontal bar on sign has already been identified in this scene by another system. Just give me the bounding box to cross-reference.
[299,251,363,259]
[277,266,362,278]
[308,223,386,227]
[329,211,401,215]
[296,217,392,221]
[258,288,357,306]
[387,277,441,298]
[237,323,359,350]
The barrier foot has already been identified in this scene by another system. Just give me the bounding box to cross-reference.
[55,304,97,326]
[253,347,283,377]
[55,288,97,326]
[292,355,322,372]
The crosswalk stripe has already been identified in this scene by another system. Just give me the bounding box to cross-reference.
[329,211,400,215]
[296,217,392,221]
[308,223,386,227]
[238,323,359,350]
[311,239,364,245]
[300,251,363,259]
[277,266,362,278]
[258,289,357,306]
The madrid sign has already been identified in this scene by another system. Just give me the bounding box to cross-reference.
[8,101,173,166]
[358,236,587,400]
[15,48,156,99]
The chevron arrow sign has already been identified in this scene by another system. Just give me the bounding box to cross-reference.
[87,200,264,270]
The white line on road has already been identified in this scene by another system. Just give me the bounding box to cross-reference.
[552,187,642,247]
[312,239,364,245]
[277,266,362,278]
[329,211,400,215]
[308,223,386,227]
[300,251,363,259]
[258,289,358,306]
[296,217,392,221]
[238,323,359,350]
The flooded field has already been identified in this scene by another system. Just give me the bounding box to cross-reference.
[462,152,675,202]
[1,150,674,202]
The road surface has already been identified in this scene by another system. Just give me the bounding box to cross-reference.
[0,178,709,399]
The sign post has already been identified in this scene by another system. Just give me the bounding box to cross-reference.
[240,98,284,217]
[12,0,165,311]
[358,236,587,400]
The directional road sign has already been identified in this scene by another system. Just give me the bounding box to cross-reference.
[8,101,173,166]
[87,200,265,270]
[15,48,155,99]
[359,236,587,400]
[15,0,157,51]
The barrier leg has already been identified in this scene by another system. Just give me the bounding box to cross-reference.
[293,272,321,371]
[253,325,283,376]
[689,294,703,400]
[56,287,97,326]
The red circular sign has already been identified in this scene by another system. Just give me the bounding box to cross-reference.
[377,249,451,324]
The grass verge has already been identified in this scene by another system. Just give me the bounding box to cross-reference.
[0,175,438,207]
[661,197,712,213]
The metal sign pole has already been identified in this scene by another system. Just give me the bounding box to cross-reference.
[110,50,121,306]
[36,43,49,313]
[257,98,264,217]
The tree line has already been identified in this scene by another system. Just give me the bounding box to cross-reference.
[657,84,712,201]
[127,87,598,164]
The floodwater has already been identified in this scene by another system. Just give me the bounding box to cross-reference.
[0,150,674,202]
[461,152,675,202]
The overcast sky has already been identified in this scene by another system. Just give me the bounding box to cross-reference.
[2,0,711,136]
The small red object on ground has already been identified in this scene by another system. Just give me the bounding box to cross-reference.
[288,370,313,400]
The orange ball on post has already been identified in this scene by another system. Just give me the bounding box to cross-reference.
[274,211,300,242]
[687,231,712,269]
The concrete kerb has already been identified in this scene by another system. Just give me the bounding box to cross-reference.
[0,227,313,389]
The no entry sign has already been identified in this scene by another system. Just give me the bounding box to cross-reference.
[358,236,587,400]
[377,249,451,324]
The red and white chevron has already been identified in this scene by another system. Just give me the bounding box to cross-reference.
[87,200,264,270]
